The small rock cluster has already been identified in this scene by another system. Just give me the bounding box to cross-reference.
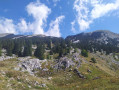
[0,56,15,61]
[54,57,75,70]
[17,57,47,75]
[73,69,85,79]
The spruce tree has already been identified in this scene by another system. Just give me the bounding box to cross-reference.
[12,42,21,55]
[34,44,45,60]
[6,40,14,56]
[0,44,2,56]
[23,42,32,56]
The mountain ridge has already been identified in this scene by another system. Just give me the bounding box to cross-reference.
[0,30,119,39]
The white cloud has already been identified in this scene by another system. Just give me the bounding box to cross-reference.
[26,1,51,34]
[45,15,65,37]
[91,0,119,19]
[78,19,92,31]
[71,21,76,33]
[72,0,119,32]
[0,18,16,34]
[17,19,29,34]
[0,1,51,35]
[0,1,64,37]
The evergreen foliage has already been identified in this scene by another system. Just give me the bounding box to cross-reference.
[91,57,97,63]
[23,41,32,56]
[81,49,88,57]
[0,44,1,56]
[34,44,45,60]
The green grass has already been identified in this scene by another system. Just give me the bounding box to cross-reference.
[0,52,119,90]
[48,64,119,90]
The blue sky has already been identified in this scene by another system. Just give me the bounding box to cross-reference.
[0,0,119,37]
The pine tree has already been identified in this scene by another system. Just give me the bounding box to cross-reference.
[12,42,21,55]
[6,40,14,56]
[81,49,88,57]
[7,48,13,56]
[34,44,45,60]
[23,42,32,56]
[0,44,2,56]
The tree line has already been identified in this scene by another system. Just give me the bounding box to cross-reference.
[0,37,71,59]
[0,35,119,59]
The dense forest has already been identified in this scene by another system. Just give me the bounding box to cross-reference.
[0,37,71,59]
[0,34,119,59]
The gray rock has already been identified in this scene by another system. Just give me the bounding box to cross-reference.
[18,58,47,74]
[54,57,75,70]
[87,69,92,73]
[73,69,85,79]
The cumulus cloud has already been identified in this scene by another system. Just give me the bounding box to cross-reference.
[45,15,65,37]
[71,21,76,33]
[0,1,51,35]
[0,0,64,37]
[0,18,16,34]
[72,0,119,32]
[91,0,119,19]
[26,1,51,34]
[17,19,29,34]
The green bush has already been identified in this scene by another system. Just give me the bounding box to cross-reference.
[81,49,88,57]
[91,58,97,63]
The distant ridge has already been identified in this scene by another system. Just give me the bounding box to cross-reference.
[0,30,119,39]
[0,33,14,38]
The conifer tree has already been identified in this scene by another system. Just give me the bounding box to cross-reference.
[6,40,14,56]
[12,42,21,55]
[34,44,45,60]
[0,44,2,56]
[23,42,32,56]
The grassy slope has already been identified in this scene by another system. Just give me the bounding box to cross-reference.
[0,59,49,90]
[50,52,119,90]
[0,52,119,90]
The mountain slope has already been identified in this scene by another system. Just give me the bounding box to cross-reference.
[0,30,119,89]
[66,30,119,44]
[0,50,119,90]
[66,30,119,54]
[0,33,52,39]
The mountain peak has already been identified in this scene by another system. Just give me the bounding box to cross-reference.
[66,30,119,45]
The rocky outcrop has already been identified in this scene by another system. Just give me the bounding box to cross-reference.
[17,50,82,75]
[54,53,82,70]
[54,57,74,70]
[17,58,47,75]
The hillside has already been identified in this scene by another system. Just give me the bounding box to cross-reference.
[66,30,119,54]
[0,50,119,89]
[0,30,119,89]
